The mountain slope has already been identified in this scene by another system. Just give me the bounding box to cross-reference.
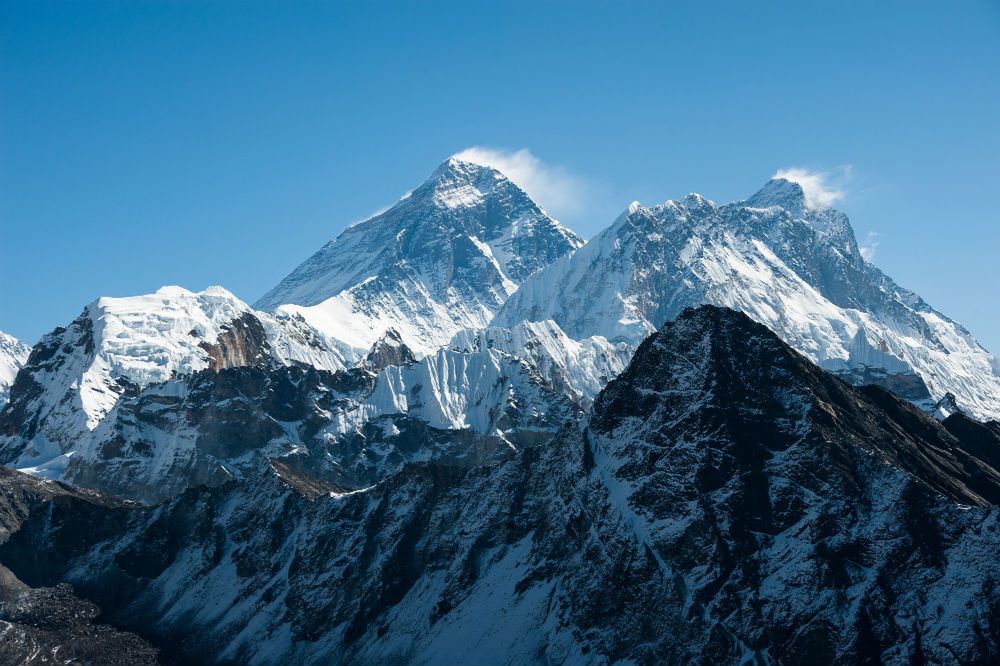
[496,179,1000,420]
[256,157,582,356]
[0,468,160,665]
[0,286,351,490]
[0,304,578,503]
[0,331,30,406]
[5,306,1000,664]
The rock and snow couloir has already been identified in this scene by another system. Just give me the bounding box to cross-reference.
[255,157,583,357]
[496,178,1000,421]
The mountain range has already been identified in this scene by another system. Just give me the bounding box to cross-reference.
[1,156,999,665]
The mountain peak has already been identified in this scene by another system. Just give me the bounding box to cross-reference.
[410,157,518,210]
[592,303,1000,506]
[429,155,505,183]
[745,177,808,214]
[255,157,582,355]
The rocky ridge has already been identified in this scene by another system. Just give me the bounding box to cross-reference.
[2,307,1000,664]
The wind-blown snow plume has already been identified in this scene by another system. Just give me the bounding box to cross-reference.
[859,230,880,261]
[772,166,847,209]
[451,146,584,217]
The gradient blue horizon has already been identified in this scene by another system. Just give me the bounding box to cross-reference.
[2,1,999,352]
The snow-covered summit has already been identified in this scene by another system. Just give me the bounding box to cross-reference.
[0,285,349,479]
[255,157,583,356]
[0,330,30,405]
[78,285,347,392]
[497,178,1000,420]
[745,177,808,213]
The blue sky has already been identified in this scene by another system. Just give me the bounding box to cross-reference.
[2,1,999,352]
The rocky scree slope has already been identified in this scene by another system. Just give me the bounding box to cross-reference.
[496,179,1000,420]
[256,157,583,356]
[0,467,159,665]
[3,307,1000,664]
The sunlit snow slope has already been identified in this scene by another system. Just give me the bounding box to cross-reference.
[0,286,350,485]
[0,331,30,405]
[256,157,582,356]
[496,178,1000,420]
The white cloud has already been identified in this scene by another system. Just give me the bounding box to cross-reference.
[772,167,848,209]
[452,146,584,217]
[859,231,880,262]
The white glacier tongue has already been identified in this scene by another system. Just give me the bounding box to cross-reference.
[496,179,1000,421]
[255,157,582,357]
[93,286,253,385]
[0,330,31,405]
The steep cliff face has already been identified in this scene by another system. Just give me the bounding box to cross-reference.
[3,306,1000,665]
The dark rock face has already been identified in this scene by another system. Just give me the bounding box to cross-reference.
[362,329,416,373]
[0,468,158,665]
[197,312,271,372]
[0,313,97,442]
[2,306,1000,665]
[0,582,160,666]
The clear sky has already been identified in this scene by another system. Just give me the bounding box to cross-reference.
[2,1,999,352]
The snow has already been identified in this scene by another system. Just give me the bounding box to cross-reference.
[0,330,30,405]
[5,166,1000,516]
[255,157,581,357]
[91,285,250,386]
[496,180,1000,420]
[0,285,350,487]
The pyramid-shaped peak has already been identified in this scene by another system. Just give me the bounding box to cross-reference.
[407,156,527,210]
[745,177,808,214]
[431,155,508,181]
[425,156,518,190]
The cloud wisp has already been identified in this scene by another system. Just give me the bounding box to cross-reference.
[452,146,585,218]
[859,231,880,262]
[773,166,849,209]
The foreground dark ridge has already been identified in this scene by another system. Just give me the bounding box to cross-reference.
[2,306,1000,664]
[0,469,159,664]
